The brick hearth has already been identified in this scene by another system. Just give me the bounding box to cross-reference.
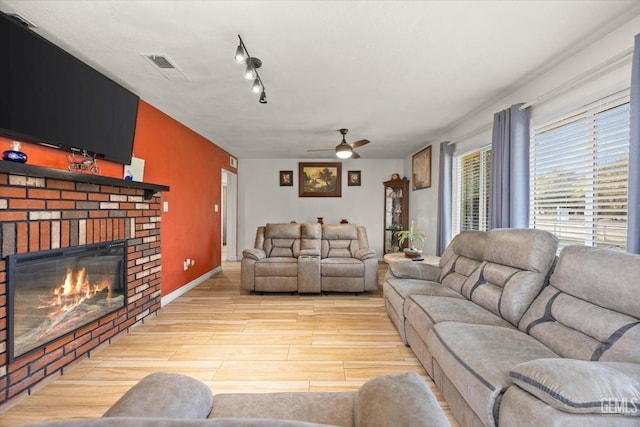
[0,165,167,408]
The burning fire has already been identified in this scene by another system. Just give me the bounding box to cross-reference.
[39,267,113,318]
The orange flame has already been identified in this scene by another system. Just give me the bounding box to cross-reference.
[39,267,113,319]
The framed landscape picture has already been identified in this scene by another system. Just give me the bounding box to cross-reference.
[412,145,432,190]
[299,162,342,197]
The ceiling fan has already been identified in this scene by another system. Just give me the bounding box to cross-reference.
[307,129,370,159]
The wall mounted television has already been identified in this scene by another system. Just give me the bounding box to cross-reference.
[0,12,139,165]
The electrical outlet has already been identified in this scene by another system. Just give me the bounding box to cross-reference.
[183,259,189,271]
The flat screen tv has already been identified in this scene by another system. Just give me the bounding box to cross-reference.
[0,12,139,165]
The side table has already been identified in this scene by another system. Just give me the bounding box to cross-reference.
[383,252,440,266]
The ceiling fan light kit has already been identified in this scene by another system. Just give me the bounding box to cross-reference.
[234,35,267,104]
[307,128,370,159]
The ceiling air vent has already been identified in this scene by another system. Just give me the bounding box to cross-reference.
[141,53,189,81]
[7,13,37,28]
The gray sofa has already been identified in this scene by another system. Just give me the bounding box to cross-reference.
[241,223,378,293]
[384,228,640,426]
[25,371,451,427]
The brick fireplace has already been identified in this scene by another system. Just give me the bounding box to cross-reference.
[0,161,168,408]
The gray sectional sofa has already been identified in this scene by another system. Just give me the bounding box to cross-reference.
[384,228,640,426]
[25,371,451,427]
[241,223,378,293]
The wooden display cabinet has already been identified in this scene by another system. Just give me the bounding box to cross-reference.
[383,174,409,254]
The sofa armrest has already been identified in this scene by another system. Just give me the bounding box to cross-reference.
[354,372,450,427]
[242,248,266,260]
[355,248,377,261]
[387,261,440,281]
[510,358,640,415]
[103,372,213,419]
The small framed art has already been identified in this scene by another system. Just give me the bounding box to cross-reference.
[279,170,293,186]
[348,170,361,186]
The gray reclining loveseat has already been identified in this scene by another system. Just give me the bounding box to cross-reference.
[241,223,378,293]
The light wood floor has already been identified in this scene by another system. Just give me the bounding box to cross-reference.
[0,260,458,426]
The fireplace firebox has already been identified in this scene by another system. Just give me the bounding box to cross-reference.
[7,241,128,362]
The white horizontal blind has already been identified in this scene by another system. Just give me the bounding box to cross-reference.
[530,89,630,250]
[453,147,491,236]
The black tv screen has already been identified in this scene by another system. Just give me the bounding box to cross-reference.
[0,12,139,165]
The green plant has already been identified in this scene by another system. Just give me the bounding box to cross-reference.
[397,221,425,250]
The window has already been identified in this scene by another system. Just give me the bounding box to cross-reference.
[453,147,491,235]
[530,89,630,250]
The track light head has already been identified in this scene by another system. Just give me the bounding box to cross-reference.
[259,91,267,104]
[234,44,247,63]
[251,79,261,93]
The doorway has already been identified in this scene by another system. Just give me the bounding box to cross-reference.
[222,169,238,261]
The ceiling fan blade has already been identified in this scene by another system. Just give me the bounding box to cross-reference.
[307,148,336,152]
[351,151,360,159]
[349,139,370,149]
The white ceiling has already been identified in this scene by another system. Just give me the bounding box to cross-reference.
[1,0,639,159]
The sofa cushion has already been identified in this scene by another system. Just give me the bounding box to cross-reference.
[519,246,640,363]
[459,229,558,326]
[510,359,640,415]
[264,223,302,258]
[427,322,558,427]
[255,258,299,277]
[210,392,355,427]
[354,371,450,427]
[500,386,640,427]
[103,372,213,419]
[27,418,340,427]
[404,295,513,345]
[321,257,364,277]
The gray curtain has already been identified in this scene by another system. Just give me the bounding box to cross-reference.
[436,141,454,256]
[489,103,531,229]
[628,33,640,254]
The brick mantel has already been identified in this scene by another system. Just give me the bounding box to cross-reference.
[0,164,168,409]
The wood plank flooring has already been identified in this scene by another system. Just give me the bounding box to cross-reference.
[0,260,459,426]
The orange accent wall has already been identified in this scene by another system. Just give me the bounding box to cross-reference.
[132,100,236,295]
[1,99,237,296]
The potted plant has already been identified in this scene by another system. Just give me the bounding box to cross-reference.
[397,221,426,258]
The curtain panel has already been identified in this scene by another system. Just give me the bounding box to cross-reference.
[628,33,640,254]
[489,103,531,229]
[436,141,454,256]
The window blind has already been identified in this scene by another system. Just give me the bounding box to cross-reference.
[530,89,630,250]
[453,147,491,235]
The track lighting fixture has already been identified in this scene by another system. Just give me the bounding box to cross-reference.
[234,35,268,104]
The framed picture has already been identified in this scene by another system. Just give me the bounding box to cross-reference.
[299,162,342,197]
[412,145,432,190]
[347,170,361,186]
[279,170,293,186]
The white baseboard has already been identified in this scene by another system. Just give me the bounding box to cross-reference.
[161,266,222,307]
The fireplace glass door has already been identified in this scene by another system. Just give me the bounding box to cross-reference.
[7,241,127,361]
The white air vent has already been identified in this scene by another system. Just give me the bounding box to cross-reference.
[7,13,37,28]
[141,53,189,81]
[230,157,237,168]
[147,55,175,69]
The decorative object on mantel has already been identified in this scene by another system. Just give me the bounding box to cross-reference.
[340,219,349,224]
[397,221,426,258]
[317,217,324,224]
[2,140,28,163]
[67,150,101,175]
[124,156,145,182]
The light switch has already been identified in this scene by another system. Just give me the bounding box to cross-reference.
[163,201,169,212]
[214,204,219,212]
